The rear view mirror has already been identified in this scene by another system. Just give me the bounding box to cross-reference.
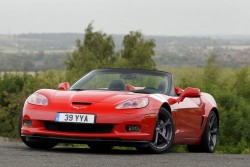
[120,73,137,79]
[58,82,70,91]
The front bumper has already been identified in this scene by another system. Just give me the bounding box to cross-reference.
[22,134,150,147]
[21,106,158,143]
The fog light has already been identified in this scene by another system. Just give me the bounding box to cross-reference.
[126,125,141,132]
[23,120,32,127]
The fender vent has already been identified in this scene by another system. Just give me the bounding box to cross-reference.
[72,102,92,105]
[200,116,205,128]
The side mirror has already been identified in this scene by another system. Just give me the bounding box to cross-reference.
[168,87,200,105]
[178,87,200,102]
[58,82,70,91]
[174,86,183,96]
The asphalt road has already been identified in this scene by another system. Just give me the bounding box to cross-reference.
[0,138,249,167]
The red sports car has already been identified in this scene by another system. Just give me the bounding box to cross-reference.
[19,68,219,153]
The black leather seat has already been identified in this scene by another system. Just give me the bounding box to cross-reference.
[108,80,125,91]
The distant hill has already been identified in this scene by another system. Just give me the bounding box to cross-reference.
[0,33,250,71]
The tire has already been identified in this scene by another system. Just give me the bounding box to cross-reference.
[136,107,175,154]
[187,110,219,153]
[88,143,113,152]
[18,114,57,149]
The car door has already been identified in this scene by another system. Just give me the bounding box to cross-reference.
[175,97,205,139]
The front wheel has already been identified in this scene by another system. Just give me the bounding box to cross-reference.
[18,114,57,149]
[136,108,175,154]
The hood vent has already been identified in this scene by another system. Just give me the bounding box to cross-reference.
[72,102,92,105]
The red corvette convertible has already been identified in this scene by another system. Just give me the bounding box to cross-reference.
[19,68,219,153]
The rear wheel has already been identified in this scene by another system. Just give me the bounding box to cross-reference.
[187,110,218,153]
[18,114,57,149]
[136,108,175,154]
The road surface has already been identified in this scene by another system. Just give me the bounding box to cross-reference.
[0,138,249,167]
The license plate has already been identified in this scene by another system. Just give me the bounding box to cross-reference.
[55,113,95,124]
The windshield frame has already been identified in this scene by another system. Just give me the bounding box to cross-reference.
[69,68,175,95]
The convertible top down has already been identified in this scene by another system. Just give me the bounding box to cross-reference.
[19,68,219,153]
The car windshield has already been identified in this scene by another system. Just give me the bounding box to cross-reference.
[70,69,172,94]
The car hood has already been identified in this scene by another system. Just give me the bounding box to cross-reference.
[38,89,147,104]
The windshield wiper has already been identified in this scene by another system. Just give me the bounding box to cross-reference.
[131,88,161,94]
[69,88,85,91]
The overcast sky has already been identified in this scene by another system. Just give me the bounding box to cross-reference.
[0,0,250,36]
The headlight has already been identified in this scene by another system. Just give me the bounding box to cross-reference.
[27,93,48,106]
[116,97,149,109]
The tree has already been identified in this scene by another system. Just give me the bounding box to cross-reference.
[233,66,250,99]
[65,25,156,82]
[65,24,116,82]
[118,31,156,69]
[202,54,221,93]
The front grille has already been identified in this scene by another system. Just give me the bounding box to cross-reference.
[45,122,113,133]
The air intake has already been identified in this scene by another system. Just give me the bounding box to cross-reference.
[72,102,92,105]
[45,122,113,133]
